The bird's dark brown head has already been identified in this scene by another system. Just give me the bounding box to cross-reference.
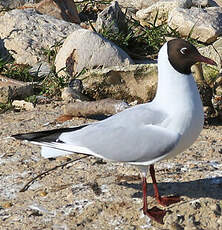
[167,39,216,75]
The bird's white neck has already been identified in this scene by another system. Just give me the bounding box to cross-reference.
[153,43,202,114]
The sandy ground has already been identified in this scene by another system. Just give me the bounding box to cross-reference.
[0,102,222,230]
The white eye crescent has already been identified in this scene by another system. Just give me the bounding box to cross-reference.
[180,47,187,55]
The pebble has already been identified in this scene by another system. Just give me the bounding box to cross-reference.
[2,202,13,209]
[190,200,201,209]
[39,191,48,197]
[56,156,72,162]
[12,100,34,111]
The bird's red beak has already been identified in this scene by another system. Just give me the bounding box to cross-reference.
[196,54,217,66]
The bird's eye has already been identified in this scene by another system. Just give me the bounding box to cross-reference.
[180,47,188,55]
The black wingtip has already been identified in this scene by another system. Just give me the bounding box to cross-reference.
[11,124,88,143]
[12,133,37,141]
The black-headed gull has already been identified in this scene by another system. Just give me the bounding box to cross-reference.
[12,39,216,224]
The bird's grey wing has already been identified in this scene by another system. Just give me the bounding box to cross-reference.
[21,104,179,162]
[104,103,167,126]
[57,107,180,163]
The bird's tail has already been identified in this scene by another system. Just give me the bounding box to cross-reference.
[11,124,89,158]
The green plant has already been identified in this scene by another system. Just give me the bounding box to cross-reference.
[40,38,65,65]
[39,67,69,98]
[203,65,219,85]
[4,63,32,82]
[0,102,13,114]
[76,0,112,22]
[0,57,8,71]
[99,12,180,59]
[25,95,38,105]
[0,57,33,82]
[185,22,204,48]
[36,39,70,97]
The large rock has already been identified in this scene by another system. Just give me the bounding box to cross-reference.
[168,7,222,43]
[23,0,80,24]
[0,8,81,65]
[55,29,134,76]
[136,0,192,25]
[78,64,158,103]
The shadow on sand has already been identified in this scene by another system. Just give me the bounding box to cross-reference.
[118,177,222,200]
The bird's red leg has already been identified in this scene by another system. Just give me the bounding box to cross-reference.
[142,176,166,224]
[150,164,180,206]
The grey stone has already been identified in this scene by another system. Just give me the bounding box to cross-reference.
[62,79,90,102]
[0,8,81,66]
[0,75,34,103]
[29,62,51,78]
[96,1,127,33]
[55,29,134,77]
[168,7,222,43]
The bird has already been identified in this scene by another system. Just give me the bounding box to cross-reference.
[12,39,216,224]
